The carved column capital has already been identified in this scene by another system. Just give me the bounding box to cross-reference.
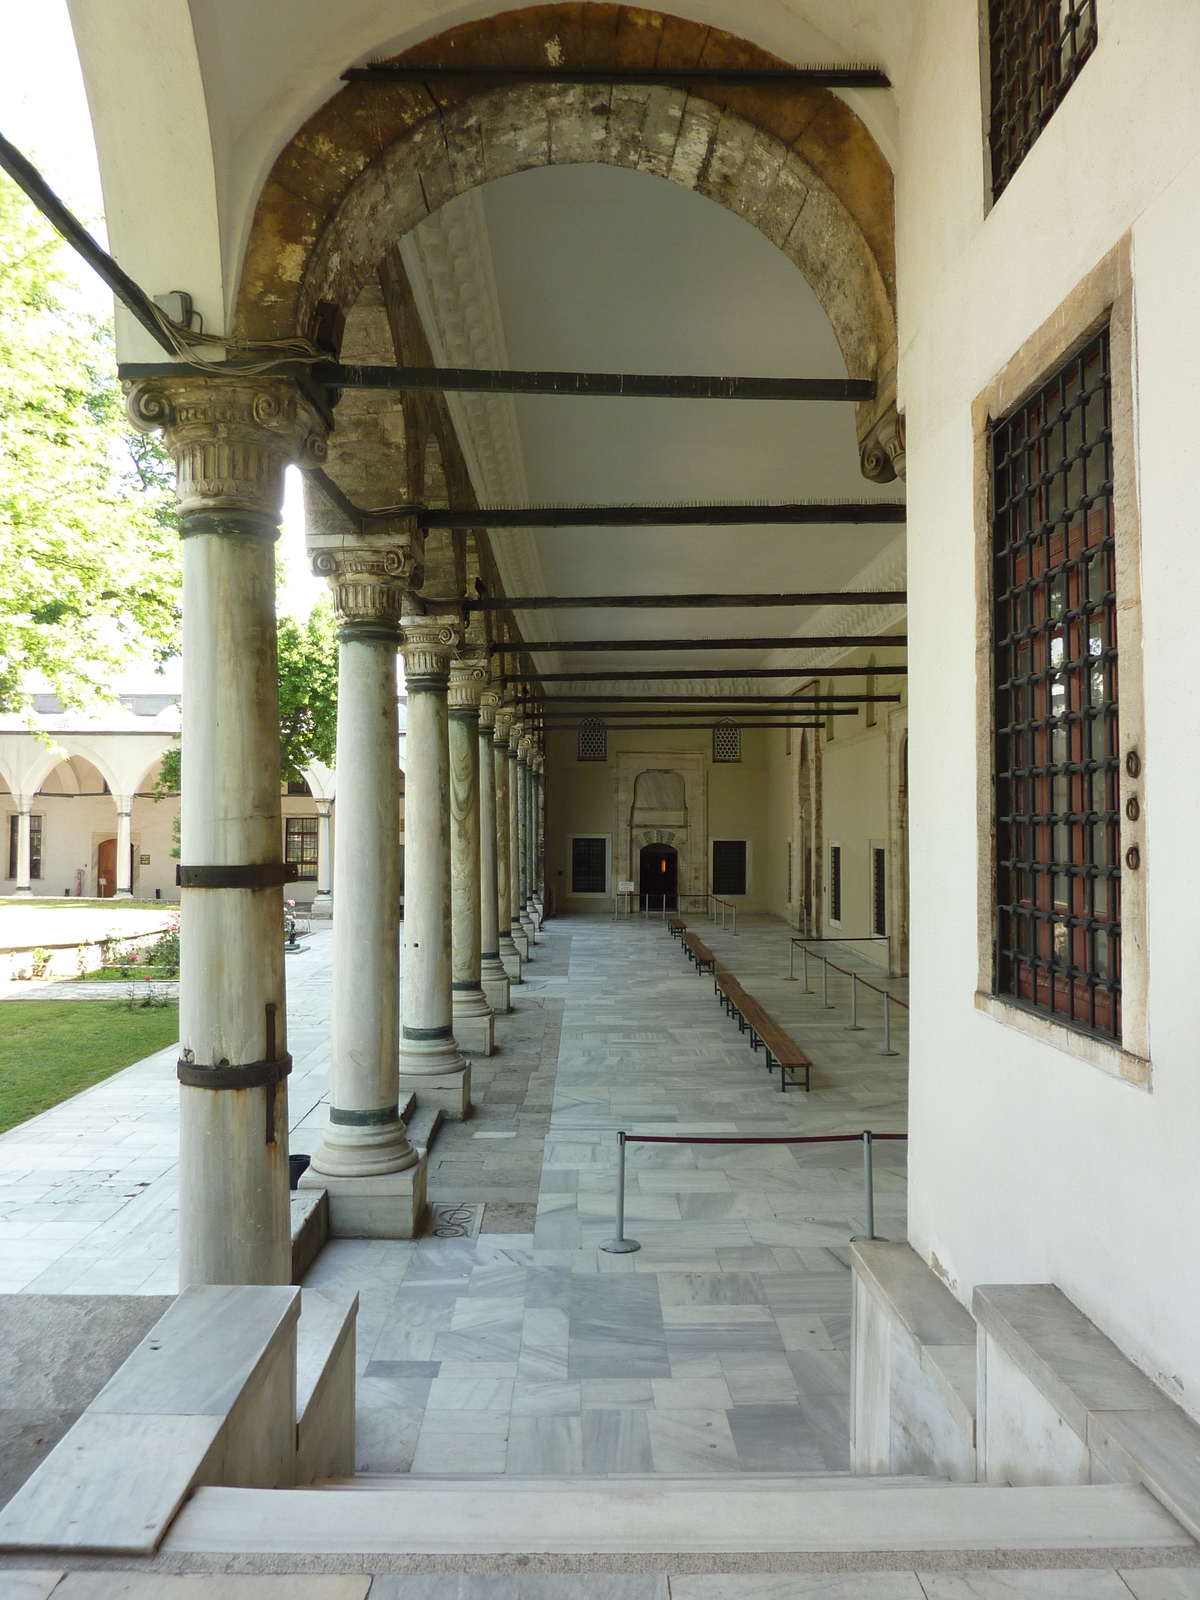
[123,374,328,523]
[449,654,489,715]
[401,612,464,689]
[311,529,424,636]
[859,404,906,483]
[479,685,501,732]
[509,720,525,757]
[518,734,534,764]
[494,705,514,746]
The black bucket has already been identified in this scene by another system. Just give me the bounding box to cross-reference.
[289,1152,311,1191]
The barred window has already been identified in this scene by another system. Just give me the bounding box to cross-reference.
[572,836,607,893]
[872,846,887,938]
[285,815,319,881]
[992,327,1119,1041]
[712,720,741,763]
[712,840,746,897]
[830,843,842,924]
[989,0,1097,201]
[577,717,607,762]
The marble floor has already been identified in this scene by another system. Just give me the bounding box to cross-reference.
[0,909,908,1478]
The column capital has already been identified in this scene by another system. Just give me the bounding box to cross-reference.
[509,720,525,756]
[494,704,514,746]
[479,686,501,732]
[518,733,534,764]
[311,527,424,636]
[401,612,464,688]
[123,374,327,524]
[448,654,489,715]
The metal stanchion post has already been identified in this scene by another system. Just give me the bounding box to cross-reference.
[789,942,795,981]
[851,1130,875,1243]
[846,971,863,1030]
[880,992,899,1056]
[600,1131,641,1254]
[822,955,832,1009]
[803,945,811,994]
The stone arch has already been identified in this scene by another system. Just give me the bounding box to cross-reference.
[235,5,898,449]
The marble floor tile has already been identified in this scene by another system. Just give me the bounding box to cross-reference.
[354,1406,422,1473]
[580,1407,655,1474]
[726,1402,830,1471]
[505,1413,584,1474]
[919,1576,1135,1600]
[425,1376,515,1411]
[409,1410,510,1474]
[511,1380,582,1416]
[645,1406,741,1473]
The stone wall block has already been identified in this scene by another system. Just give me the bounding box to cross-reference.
[783,181,885,382]
[745,154,809,251]
[669,100,721,192]
[635,86,686,179]
[547,85,607,167]
[695,108,759,205]
[601,82,653,169]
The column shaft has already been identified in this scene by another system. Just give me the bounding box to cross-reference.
[115,806,133,899]
[508,729,528,959]
[14,803,32,896]
[479,693,510,1010]
[400,615,471,1118]
[494,711,521,980]
[313,802,332,917]
[449,657,493,1055]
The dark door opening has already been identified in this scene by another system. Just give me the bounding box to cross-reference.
[639,844,678,910]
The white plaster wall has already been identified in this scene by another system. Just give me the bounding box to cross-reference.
[901,0,1200,1420]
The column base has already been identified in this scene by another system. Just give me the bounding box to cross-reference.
[512,924,530,960]
[115,889,133,901]
[311,891,333,920]
[520,910,538,943]
[399,1062,472,1120]
[11,887,32,897]
[453,985,494,1057]
[298,1153,427,1240]
[481,957,511,1014]
[499,936,522,982]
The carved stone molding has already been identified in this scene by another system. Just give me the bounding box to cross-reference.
[124,375,327,521]
[494,705,514,747]
[509,722,525,757]
[401,612,464,688]
[448,654,489,715]
[860,405,907,483]
[313,536,424,632]
[479,686,500,732]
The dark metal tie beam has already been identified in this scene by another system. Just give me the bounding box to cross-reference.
[543,706,861,719]
[344,64,892,90]
[505,667,908,681]
[425,502,905,528]
[467,590,906,610]
[544,722,827,731]
[493,635,906,653]
[318,363,873,403]
[543,694,901,705]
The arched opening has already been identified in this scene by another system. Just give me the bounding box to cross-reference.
[639,843,678,911]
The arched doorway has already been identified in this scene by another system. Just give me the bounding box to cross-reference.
[640,844,678,911]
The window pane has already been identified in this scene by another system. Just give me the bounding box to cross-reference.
[572,837,606,893]
[991,327,1119,1041]
[989,0,1098,199]
[285,815,319,880]
[712,840,746,897]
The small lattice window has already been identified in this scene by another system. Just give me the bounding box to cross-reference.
[712,840,747,897]
[572,836,607,893]
[712,720,741,763]
[988,0,1097,201]
[577,717,607,762]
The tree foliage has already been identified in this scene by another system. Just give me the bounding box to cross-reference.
[0,175,181,713]
[277,597,338,784]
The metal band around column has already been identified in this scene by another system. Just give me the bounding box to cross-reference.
[329,1103,401,1126]
[177,863,299,888]
[177,1053,293,1089]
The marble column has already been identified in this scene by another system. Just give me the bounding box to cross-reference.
[115,803,133,899]
[300,533,425,1237]
[312,801,333,918]
[449,654,494,1057]
[126,374,324,1288]
[478,687,511,1012]
[13,801,32,896]
[399,611,472,1118]
[518,735,537,943]
[494,705,522,981]
[534,755,545,910]
[508,720,529,960]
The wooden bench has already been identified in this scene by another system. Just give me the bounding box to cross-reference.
[735,992,811,1093]
[681,931,716,976]
[667,917,687,939]
[714,968,749,1020]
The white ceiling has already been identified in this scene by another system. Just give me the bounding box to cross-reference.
[438,162,906,672]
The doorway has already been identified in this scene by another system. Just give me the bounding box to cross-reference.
[97,837,117,898]
[639,844,678,911]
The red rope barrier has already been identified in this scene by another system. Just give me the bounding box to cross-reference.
[792,942,910,1010]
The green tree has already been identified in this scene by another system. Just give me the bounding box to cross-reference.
[277,597,339,784]
[0,174,181,713]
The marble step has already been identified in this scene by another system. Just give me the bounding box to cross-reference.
[294,1288,357,1485]
[161,1478,1190,1558]
[406,1103,444,1156]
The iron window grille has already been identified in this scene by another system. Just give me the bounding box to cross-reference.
[787,839,794,903]
[712,720,741,763]
[712,839,747,897]
[991,326,1119,1041]
[285,815,319,881]
[577,717,607,762]
[572,836,607,893]
[873,847,887,938]
[830,844,842,924]
[989,0,1097,201]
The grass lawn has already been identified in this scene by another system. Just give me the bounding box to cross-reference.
[0,1002,179,1135]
